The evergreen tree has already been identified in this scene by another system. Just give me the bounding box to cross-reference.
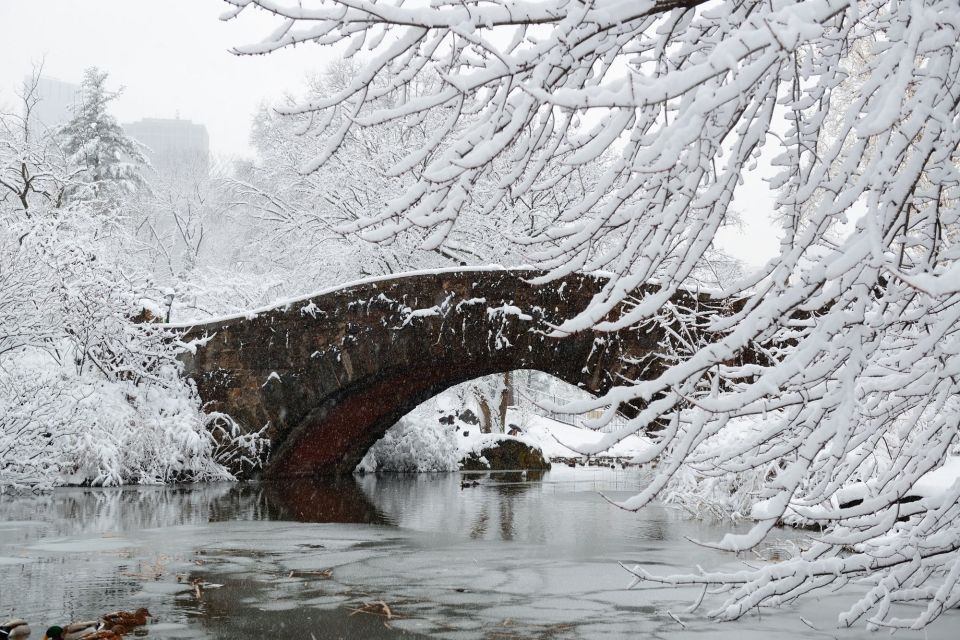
[60,67,147,200]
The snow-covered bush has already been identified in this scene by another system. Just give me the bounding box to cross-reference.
[356,416,459,473]
[0,70,266,492]
[0,207,267,491]
[0,356,263,491]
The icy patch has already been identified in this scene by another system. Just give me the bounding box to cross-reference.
[302,595,350,607]
[146,623,191,633]
[137,582,195,595]
[28,537,136,552]
[255,600,299,611]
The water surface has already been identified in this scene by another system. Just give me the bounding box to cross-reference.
[0,468,954,638]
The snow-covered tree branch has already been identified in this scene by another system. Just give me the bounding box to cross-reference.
[223,0,960,628]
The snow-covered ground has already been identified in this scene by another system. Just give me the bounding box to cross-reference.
[518,412,653,460]
[357,399,655,474]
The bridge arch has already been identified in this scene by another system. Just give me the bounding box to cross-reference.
[181,269,703,477]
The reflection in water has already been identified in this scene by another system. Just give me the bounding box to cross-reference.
[1,470,957,640]
[355,472,549,544]
[1,486,226,622]
[0,483,235,537]
[261,478,392,525]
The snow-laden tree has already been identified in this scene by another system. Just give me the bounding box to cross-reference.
[240,90,448,281]
[0,70,265,491]
[0,70,74,217]
[237,59,611,280]
[241,62,489,281]
[134,171,221,279]
[60,67,148,202]
[224,0,960,629]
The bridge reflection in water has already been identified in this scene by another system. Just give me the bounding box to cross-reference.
[1,471,857,640]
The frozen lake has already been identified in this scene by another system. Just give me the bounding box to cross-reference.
[1,468,956,639]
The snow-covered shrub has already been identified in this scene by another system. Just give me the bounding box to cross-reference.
[356,416,459,473]
[0,85,266,492]
[0,214,268,491]
[0,357,264,492]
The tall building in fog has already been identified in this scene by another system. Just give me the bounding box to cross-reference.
[28,76,80,131]
[123,117,210,178]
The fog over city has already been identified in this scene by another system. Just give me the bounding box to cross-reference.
[0,0,327,157]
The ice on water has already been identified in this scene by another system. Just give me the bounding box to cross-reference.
[1,474,957,639]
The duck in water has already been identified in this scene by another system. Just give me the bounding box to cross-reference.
[42,609,151,640]
[98,610,150,634]
[1,620,30,640]
[41,623,119,640]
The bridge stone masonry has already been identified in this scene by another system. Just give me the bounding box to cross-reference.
[179,268,737,478]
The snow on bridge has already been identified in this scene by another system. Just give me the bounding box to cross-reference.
[179,268,740,477]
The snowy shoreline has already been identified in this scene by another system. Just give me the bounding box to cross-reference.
[355,402,654,475]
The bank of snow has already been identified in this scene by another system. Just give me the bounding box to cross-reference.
[520,413,654,460]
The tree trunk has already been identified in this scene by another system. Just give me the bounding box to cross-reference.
[475,391,494,434]
[498,370,513,432]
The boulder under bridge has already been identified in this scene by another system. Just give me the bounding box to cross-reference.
[179,268,737,478]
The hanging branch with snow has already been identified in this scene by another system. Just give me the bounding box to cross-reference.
[223,0,960,628]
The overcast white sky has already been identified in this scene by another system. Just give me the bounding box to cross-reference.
[0,0,780,266]
[0,0,331,159]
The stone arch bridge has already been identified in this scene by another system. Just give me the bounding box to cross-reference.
[181,268,731,478]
